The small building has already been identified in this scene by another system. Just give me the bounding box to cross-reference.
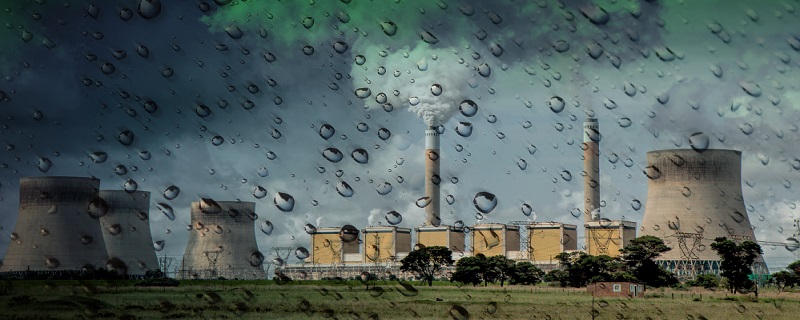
[415,225,466,255]
[587,281,645,298]
[585,220,637,258]
[362,226,411,263]
[471,224,519,259]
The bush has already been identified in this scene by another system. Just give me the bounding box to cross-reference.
[135,277,179,287]
[687,274,719,289]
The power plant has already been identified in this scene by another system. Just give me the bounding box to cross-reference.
[179,200,266,280]
[641,149,769,279]
[362,226,411,264]
[415,225,466,254]
[527,222,578,263]
[0,177,109,273]
[309,227,360,265]
[99,190,158,276]
[424,126,441,227]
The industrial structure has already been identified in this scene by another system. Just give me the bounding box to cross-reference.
[415,225,466,255]
[527,222,578,263]
[362,226,411,264]
[641,149,768,279]
[0,177,109,273]
[583,118,601,223]
[585,220,637,257]
[309,227,360,265]
[179,200,266,280]
[424,126,441,227]
[99,190,158,275]
[471,224,520,258]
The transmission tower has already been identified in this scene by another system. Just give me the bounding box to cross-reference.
[203,251,221,278]
[591,229,612,255]
[673,231,703,281]
[326,239,344,278]
[509,221,533,261]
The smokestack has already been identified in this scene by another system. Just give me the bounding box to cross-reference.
[583,118,600,223]
[425,126,441,227]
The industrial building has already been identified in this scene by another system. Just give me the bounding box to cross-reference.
[585,220,637,257]
[641,149,768,279]
[471,224,520,258]
[527,222,578,263]
[0,177,109,273]
[309,227,360,265]
[362,226,411,263]
[179,200,266,280]
[99,190,158,275]
[415,225,466,254]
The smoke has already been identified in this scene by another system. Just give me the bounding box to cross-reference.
[367,208,381,227]
[351,44,482,127]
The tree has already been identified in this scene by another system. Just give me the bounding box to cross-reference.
[687,274,719,290]
[510,262,544,285]
[619,235,675,287]
[450,254,487,286]
[486,255,516,287]
[553,252,618,287]
[544,269,570,287]
[769,271,797,292]
[399,246,453,286]
[710,237,763,294]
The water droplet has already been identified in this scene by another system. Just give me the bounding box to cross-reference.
[446,195,455,205]
[123,179,138,193]
[688,132,709,152]
[376,182,393,195]
[455,122,473,137]
[547,96,565,113]
[380,20,397,36]
[336,181,354,197]
[323,148,344,163]
[385,211,402,225]
[253,186,267,199]
[273,192,295,212]
[157,203,175,220]
[137,0,162,19]
[302,45,315,55]
[224,24,243,39]
[421,31,439,44]
[37,157,52,173]
[163,185,180,200]
[87,198,109,218]
[644,166,662,180]
[561,170,572,181]
[631,200,642,211]
[618,117,632,128]
[260,221,274,235]
[333,41,349,54]
[459,100,478,117]
[430,84,443,96]
[473,192,498,214]
[449,305,469,320]
[118,130,135,146]
[153,240,165,251]
[739,81,762,97]
[355,88,372,99]
[211,135,225,146]
[521,204,533,216]
[302,16,315,29]
[295,247,310,260]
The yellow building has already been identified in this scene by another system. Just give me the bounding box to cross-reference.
[310,227,360,265]
[471,224,519,258]
[415,225,466,253]
[585,220,637,257]
[527,222,578,263]
[362,226,411,263]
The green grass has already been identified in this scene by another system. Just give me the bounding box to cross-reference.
[1,280,800,319]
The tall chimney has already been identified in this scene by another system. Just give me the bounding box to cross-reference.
[583,118,600,223]
[425,126,441,227]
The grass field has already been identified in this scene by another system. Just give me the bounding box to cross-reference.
[1,280,800,319]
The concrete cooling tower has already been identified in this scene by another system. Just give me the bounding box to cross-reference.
[424,126,441,227]
[99,190,158,276]
[179,200,266,280]
[641,149,768,279]
[0,177,109,273]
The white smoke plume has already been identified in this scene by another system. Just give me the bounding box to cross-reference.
[351,44,482,127]
[367,208,381,226]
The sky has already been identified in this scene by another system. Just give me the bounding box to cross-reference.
[0,0,799,272]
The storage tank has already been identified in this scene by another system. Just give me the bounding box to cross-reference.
[0,176,109,272]
[641,149,768,279]
[179,200,266,280]
[99,190,158,276]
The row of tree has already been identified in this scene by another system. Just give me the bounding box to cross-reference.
[399,236,767,293]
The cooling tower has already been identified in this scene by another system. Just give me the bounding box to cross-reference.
[583,118,600,222]
[179,201,266,280]
[425,126,441,227]
[641,149,768,279]
[0,177,109,273]
[98,190,158,276]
